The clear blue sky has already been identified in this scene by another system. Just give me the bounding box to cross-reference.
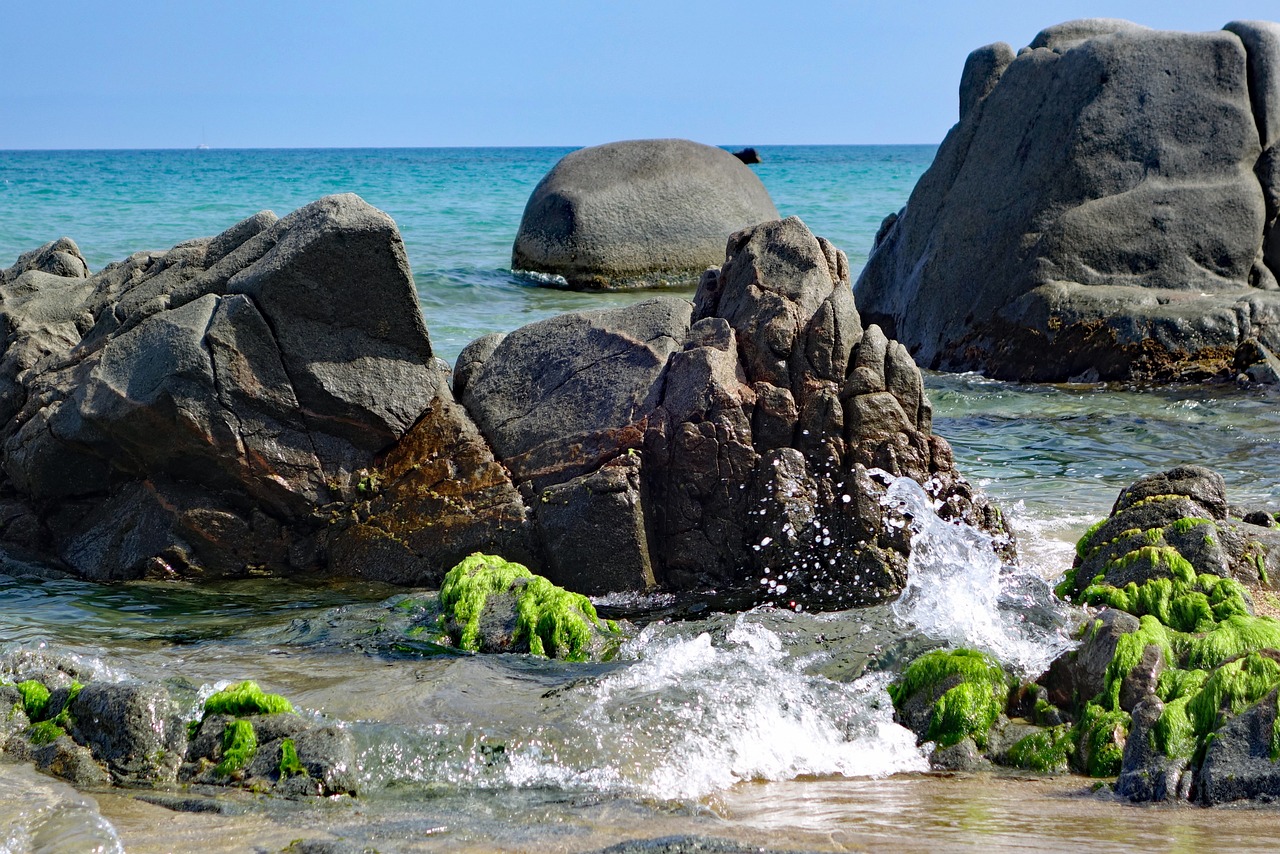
[3,1,1278,149]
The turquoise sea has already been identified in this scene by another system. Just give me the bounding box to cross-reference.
[4,147,1280,851]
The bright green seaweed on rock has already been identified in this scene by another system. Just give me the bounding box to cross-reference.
[438,553,618,661]
[888,648,1010,749]
[204,681,294,718]
[215,719,257,777]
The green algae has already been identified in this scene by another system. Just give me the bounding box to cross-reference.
[1179,615,1280,670]
[16,681,50,721]
[1154,695,1196,760]
[26,720,65,745]
[1080,574,1251,635]
[278,737,307,778]
[1272,695,1280,762]
[929,681,1003,748]
[215,719,257,777]
[1007,726,1075,773]
[1156,667,1208,703]
[1053,568,1077,600]
[1103,546,1196,584]
[1186,652,1280,737]
[204,681,293,718]
[1079,702,1129,777]
[438,553,615,661]
[1077,519,1108,560]
[1102,615,1175,709]
[1168,517,1215,534]
[889,649,1009,749]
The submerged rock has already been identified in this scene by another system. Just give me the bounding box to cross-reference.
[856,19,1280,382]
[512,139,780,288]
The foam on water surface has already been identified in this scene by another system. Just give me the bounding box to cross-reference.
[885,474,1080,676]
[0,763,123,854]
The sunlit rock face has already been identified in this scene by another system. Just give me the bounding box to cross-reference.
[856,19,1280,383]
[0,200,1006,611]
[511,138,780,289]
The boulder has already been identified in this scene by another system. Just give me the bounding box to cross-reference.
[856,20,1280,382]
[512,139,780,288]
[67,681,187,784]
[0,194,454,581]
[461,216,1008,606]
[1067,464,1280,600]
[0,237,89,284]
[1,206,1006,611]
[1196,686,1280,804]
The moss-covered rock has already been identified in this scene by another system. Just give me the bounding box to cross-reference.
[438,553,621,661]
[214,718,257,777]
[888,648,1010,752]
[1005,725,1075,773]
[1047,467,1280,802]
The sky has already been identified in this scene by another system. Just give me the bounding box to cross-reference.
[3,1,1280,149]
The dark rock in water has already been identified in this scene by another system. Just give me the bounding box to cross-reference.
[0,194,453,581]
[6,734,111,789]
[1116,697,1191,802]
[593,836,814,854]
[731,147,761,165]
[67,681,187,784]
[535,454,656,595]
[1197,686,1280,804]
[1234,337,1280,384]
[1039,608,1139,709]
[512,139,780,288]
[1066,464,1280,599]
[326,392,536,588]
[0,201,1004,611]
[856,19,1280,382]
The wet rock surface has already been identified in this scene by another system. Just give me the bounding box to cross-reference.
[856,19,1280,383]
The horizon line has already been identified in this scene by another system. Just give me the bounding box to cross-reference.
[0,142,944,154]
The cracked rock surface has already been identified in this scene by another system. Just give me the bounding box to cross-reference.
[0,200,1006,610]
[856,18,1280,383]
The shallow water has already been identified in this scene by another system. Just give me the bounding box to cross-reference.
[2,146,1280,850]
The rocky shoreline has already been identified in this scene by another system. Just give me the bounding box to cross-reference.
[7,14,1280,850]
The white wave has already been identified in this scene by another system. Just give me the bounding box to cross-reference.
[500,618,928,799]
[0,762,123,854]
[885,475,1079,676]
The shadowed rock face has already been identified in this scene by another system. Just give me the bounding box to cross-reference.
[512,139,780,289]
[856,19,1280,383]
[1,202,1006,611]
[0,194,456,581]
[415,215,1007,606]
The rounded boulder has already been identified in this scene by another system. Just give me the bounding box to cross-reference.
[512,139,779,289]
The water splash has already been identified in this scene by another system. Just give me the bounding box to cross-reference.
[355,617,928,800]
[0,763,123,854]
[885,474,1079,676]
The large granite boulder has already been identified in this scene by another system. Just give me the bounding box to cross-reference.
[439,216,1006,606]
[511,139,780,289]
[0,194,482,581]
[2,203,1004,612]
[856,19,1280,382]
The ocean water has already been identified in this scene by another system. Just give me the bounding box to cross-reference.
[3,146,1280,851]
